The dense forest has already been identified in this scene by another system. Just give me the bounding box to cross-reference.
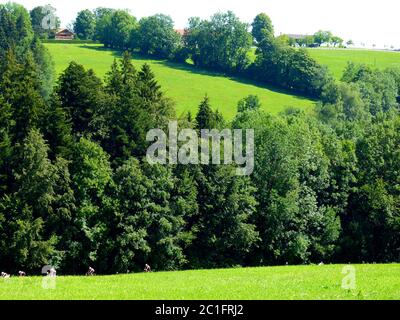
[0,3,399,274]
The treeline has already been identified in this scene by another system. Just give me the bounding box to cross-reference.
[0,3,399,274]
[282,30,348,48]
[70,9,331,97]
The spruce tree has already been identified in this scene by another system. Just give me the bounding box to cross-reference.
[187,164,259,268]
[57,62,104,135]
[195,95,223,130]
[102,52,176,164]
[195,95,214,129]
[40,94,73,160]
[0,50,45,143]
[137,63,162,102]
[0,96,13,195]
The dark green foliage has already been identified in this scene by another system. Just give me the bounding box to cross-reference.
[109,158,152,272]
[61,137,112,273]
[30,36,55,99]
[57,62,105,135]
[95,9,136,49]
[141,163,189,270]
[0,195,56,272]
[74,10,96,40]
[233,111,341,264]
[187,164,259,268]
[342,117,400,262]
[185,12,252,72]
[0,130,58,272]
[40,94,73,160]
[0,50,46,142]
[0,3,33,59]
[195,96,224,130]
[237,95,261,113]
[102,52,174,163]
[0,3,54,100]
[93,7,115,44]
[342,62,399,115]
[0,96,13,195]
[252,39,330,97]
[251,13,274,43]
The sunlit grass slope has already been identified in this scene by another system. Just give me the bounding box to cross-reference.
[308,48,400,79]
[45,43,315,119]
[0,264,398,300]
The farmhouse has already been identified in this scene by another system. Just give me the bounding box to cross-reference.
[285,34,308,40]
[174,29,185,36]
[55,29,75,40]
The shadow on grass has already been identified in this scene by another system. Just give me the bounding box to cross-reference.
[79,44,315,102]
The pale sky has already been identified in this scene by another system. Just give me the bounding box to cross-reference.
[7,0,400,48]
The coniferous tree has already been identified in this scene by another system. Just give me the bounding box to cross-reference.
[0,3,34,60]
[195,95,222,129]
[0,129,58,272]
[103,52,174,163]
[137,63,162,102]
[0,50,45,143]
[142,162,191,271]
[0,96,13,196]
[40,94,73,160]
[108,157,152,272]
[103,52,140,163]
[30,36,55,100]
[187,164,259,268]
[57,62,105,135]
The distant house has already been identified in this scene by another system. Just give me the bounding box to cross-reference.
[174,29,186,36]
[55,29,75,40]
[285,34,308,40]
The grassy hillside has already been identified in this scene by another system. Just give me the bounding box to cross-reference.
[308,48,400,79]
[0,264,398,300]
[45,43,315,119]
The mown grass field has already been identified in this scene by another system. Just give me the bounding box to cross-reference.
[45,43,315,119]
[0,264,398,300]
[308,48,400,79]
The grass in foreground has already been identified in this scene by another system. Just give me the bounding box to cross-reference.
[0,264,398,300]
[308,48,400,79]
[45,43,315,120]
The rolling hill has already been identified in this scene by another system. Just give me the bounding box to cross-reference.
[45,43,315,120]
[308,48,400,79]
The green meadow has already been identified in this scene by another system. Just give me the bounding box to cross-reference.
[0,264,398,300]
[308,48,400,79]
[45,43,315,119]
[248,47,400,80]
